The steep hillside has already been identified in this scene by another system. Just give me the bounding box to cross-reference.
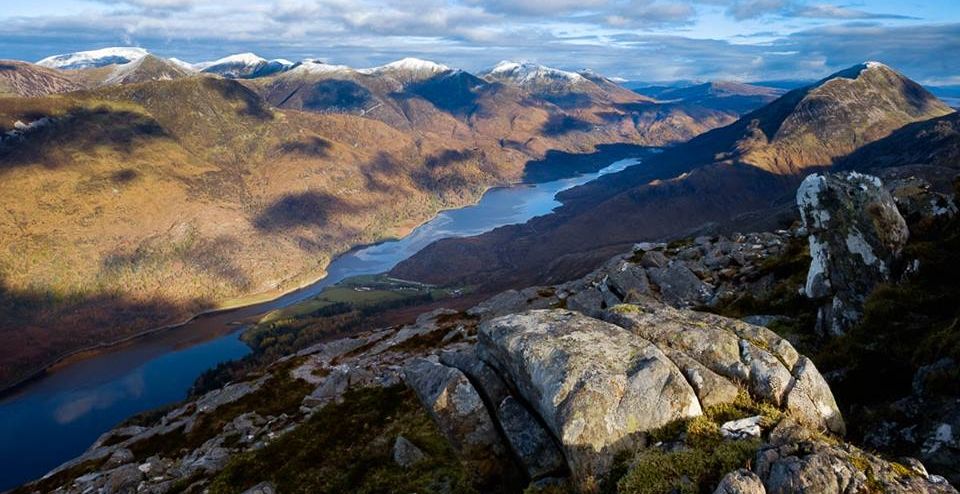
[0,61,81,97]
[838,111,960,172]
[391,63,954,289]
[0,65,661,390]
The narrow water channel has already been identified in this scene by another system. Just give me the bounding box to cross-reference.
[0,154,646,491]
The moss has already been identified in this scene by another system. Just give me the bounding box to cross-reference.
[614,439,761,494]
[207,385,477,494]
[609,304,644,314]
[890,462,915,478]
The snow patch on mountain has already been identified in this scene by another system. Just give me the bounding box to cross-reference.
[487,61,585,85]
[293,60,355,75]
[36,47,149,70]
[358,58,450,75]
[196,53,294,78]
[195,53,267,71]
[168,58,198,72]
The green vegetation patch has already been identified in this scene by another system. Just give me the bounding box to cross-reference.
[129,370,312,460]
[208,385,477,494]
[614,439,761,494]
[606,392,776,494]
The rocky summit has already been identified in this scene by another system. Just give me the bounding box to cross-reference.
[21,170,959,494]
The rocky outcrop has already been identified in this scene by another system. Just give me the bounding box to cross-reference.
[797,172,909,334]
[478,309,702,486]
[605,302,845,435]
[754,433,957,494]
[402,358,513,486]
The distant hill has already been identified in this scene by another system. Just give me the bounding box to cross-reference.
[0,60,81,97]
[633,81,784,114]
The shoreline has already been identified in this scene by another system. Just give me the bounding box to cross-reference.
[0,149,648,398]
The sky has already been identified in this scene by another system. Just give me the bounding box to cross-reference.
[1,0,958,84]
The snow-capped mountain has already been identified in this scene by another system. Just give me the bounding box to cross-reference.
[359,58,450,74]
[197,53,295,79]
[483,61,586,87]
[357,58,452,83]
[36,47,149,70]
[289,59,355,75]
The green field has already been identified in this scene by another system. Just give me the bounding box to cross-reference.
[257,274,461,325]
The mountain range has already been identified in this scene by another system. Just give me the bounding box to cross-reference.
[0,47,783,389]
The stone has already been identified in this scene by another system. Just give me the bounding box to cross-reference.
[468,287,559,320]
[194,376,267,414]
[240,482,277,494]
[755,440,958,494]
[402,358,511,485]
[440,348,511,409]
[647,263,713,307]
[721,416,763,440]
[102,464,144,494]
[796,172,909,335]
[783,357,846,435]
[478,309,701,487]
[393,435,428,468]
[714,469,766,494]
[640,250,670,268]
[104,448,134,468]
[497,396,567,480]
[633,242,665,252]
[564,286,607,316]
[604,260,653,302]
[664,350,740,408]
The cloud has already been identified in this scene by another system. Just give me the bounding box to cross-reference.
[0,1,955,85]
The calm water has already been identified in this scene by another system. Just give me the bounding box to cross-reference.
[0,155,644,491]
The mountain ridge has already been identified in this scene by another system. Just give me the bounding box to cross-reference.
[389,62,955,289]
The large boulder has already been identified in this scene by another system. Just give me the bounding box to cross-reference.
[796,172,909,335]
[402,358,513,487]
[477,309,702,487]
[604,302,845,435]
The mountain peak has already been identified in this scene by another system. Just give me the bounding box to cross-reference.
[360,58,450,74]
[197,53,293,79]
[487,60,585,85]
[291,59,354,75]
[36,47,149,70]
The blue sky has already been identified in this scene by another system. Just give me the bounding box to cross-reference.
[1,0,958,84]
